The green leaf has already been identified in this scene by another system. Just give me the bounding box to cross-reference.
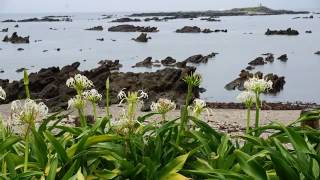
[45,131,69,163]
[31,127,48,168]
[0,136,20,152]
[158,153,189,180]
[47,158,59,180]
[235,150,267,180]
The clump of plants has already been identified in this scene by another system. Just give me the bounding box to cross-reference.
[0,70,319,180]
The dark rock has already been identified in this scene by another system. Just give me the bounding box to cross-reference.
[248,57,265,66]
[2,32,29,44]
[16,68,27,73]
[161,56,176,66]
[49,27,58,30]
[214,29,228,33]
[43,50,48,52]
[200,17,221,22]
[0,69,4,73]
[305,30,312,34]
[1,28,8,32]
[144,17,163,22]
[277,54,288,62]
[245,66,255,70]
[111,18,141,22]
[56,48,61,51]
[17,48,24,51]
[132,33,150,42]
[108,25,158,32]
[315,51,320,55]
[202,29,213,33]
[85,26,103,31]
[265,54,274,63]
[97,60,122,70]
[265,28,299,35]
[175,61,187,68]
[34,40,42,43]
[133,57,153,68]
[96,38,104,41]
[14,24,19,28]
[176,26,201,33]
[0,62,198,111]
[225,70,285,93]
[2,19,16,22]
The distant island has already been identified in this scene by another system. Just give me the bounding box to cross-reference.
[130,6,309,17]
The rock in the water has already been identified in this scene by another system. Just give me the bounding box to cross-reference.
[108,25,158,32]
[85,26,103,31]
[314,51,320,55]
[132,57,153,68]
[265,28,299,35]
[1,19,16,22]
[265,54,274,63]
[248,57,265,66]
[277,54,288,62]
[17,48,24,51]
[176,26,201,33]
[185,53,216,64]
[111,18,141,22]
[225,70,285,93]
[161,57,176,66]
[14,24,19,28]
[16,67,27,73]
[96,38,104,41]
[245,66,255,70]
[2,32,29,44]
[97,60,122,70]
[1,28,8,32]
[305,30,312,34]
[132,33,150,42]
[202,29,213,33]
[200,17,221,22]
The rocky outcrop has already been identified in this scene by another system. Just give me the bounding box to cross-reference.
[85,26,103,31]
[184,52,217,64]
[132,57,153,67]
[0,62,198,111]
[277,54,288,62]
[111,18,141,22]
[161,57,176,66]
[176,26,201,33]
[108,25,158,32]
[265,28,299,35]
[200,17,221,22]
[176,26,227,33]
[248,57,265,66]
[1,28,8,32]
[225,70,285,94]
[132,33,151,42]
[2,32,30,44]
[2,19,16,22]
[265,54,274,63]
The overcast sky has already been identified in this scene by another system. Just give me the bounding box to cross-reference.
[0,0,319,13]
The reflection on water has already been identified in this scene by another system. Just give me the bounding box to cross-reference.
[0,12,319,103]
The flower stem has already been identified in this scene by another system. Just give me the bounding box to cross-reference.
[255,92,260,136]
[92,102,97,120]
[161,113,166,124]
[23,70,30,99]
[23,125,31,172]
[246,107,251,134]
[78,108,87,127]
[105,78,110,118]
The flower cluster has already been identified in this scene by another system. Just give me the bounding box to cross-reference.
[66,74,94,92]
[83,89,102,103]
[151,98,176,114]
[68,95,85,110]
[244,77,273,94]
[236,91,256,104]
[11,99,48,123]
[183,73,202,87]
[189,99,209,118]
[0,86,6,100]
[117,89,148,105]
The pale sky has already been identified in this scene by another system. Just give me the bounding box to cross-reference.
[0,0,319,13]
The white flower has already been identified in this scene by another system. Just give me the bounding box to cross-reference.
[138,90,148,99]
[11,99,48,123]
[117,88,127,100]
[151,98,176,114]
[0,86,6,100]
[244,77,273,93]
[189,99,209,118]
[236,91,256,104]
[68,95,85,110]
[83,89,102,103]
[66,74,94,91]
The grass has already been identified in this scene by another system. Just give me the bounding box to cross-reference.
[0,71,319,179]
